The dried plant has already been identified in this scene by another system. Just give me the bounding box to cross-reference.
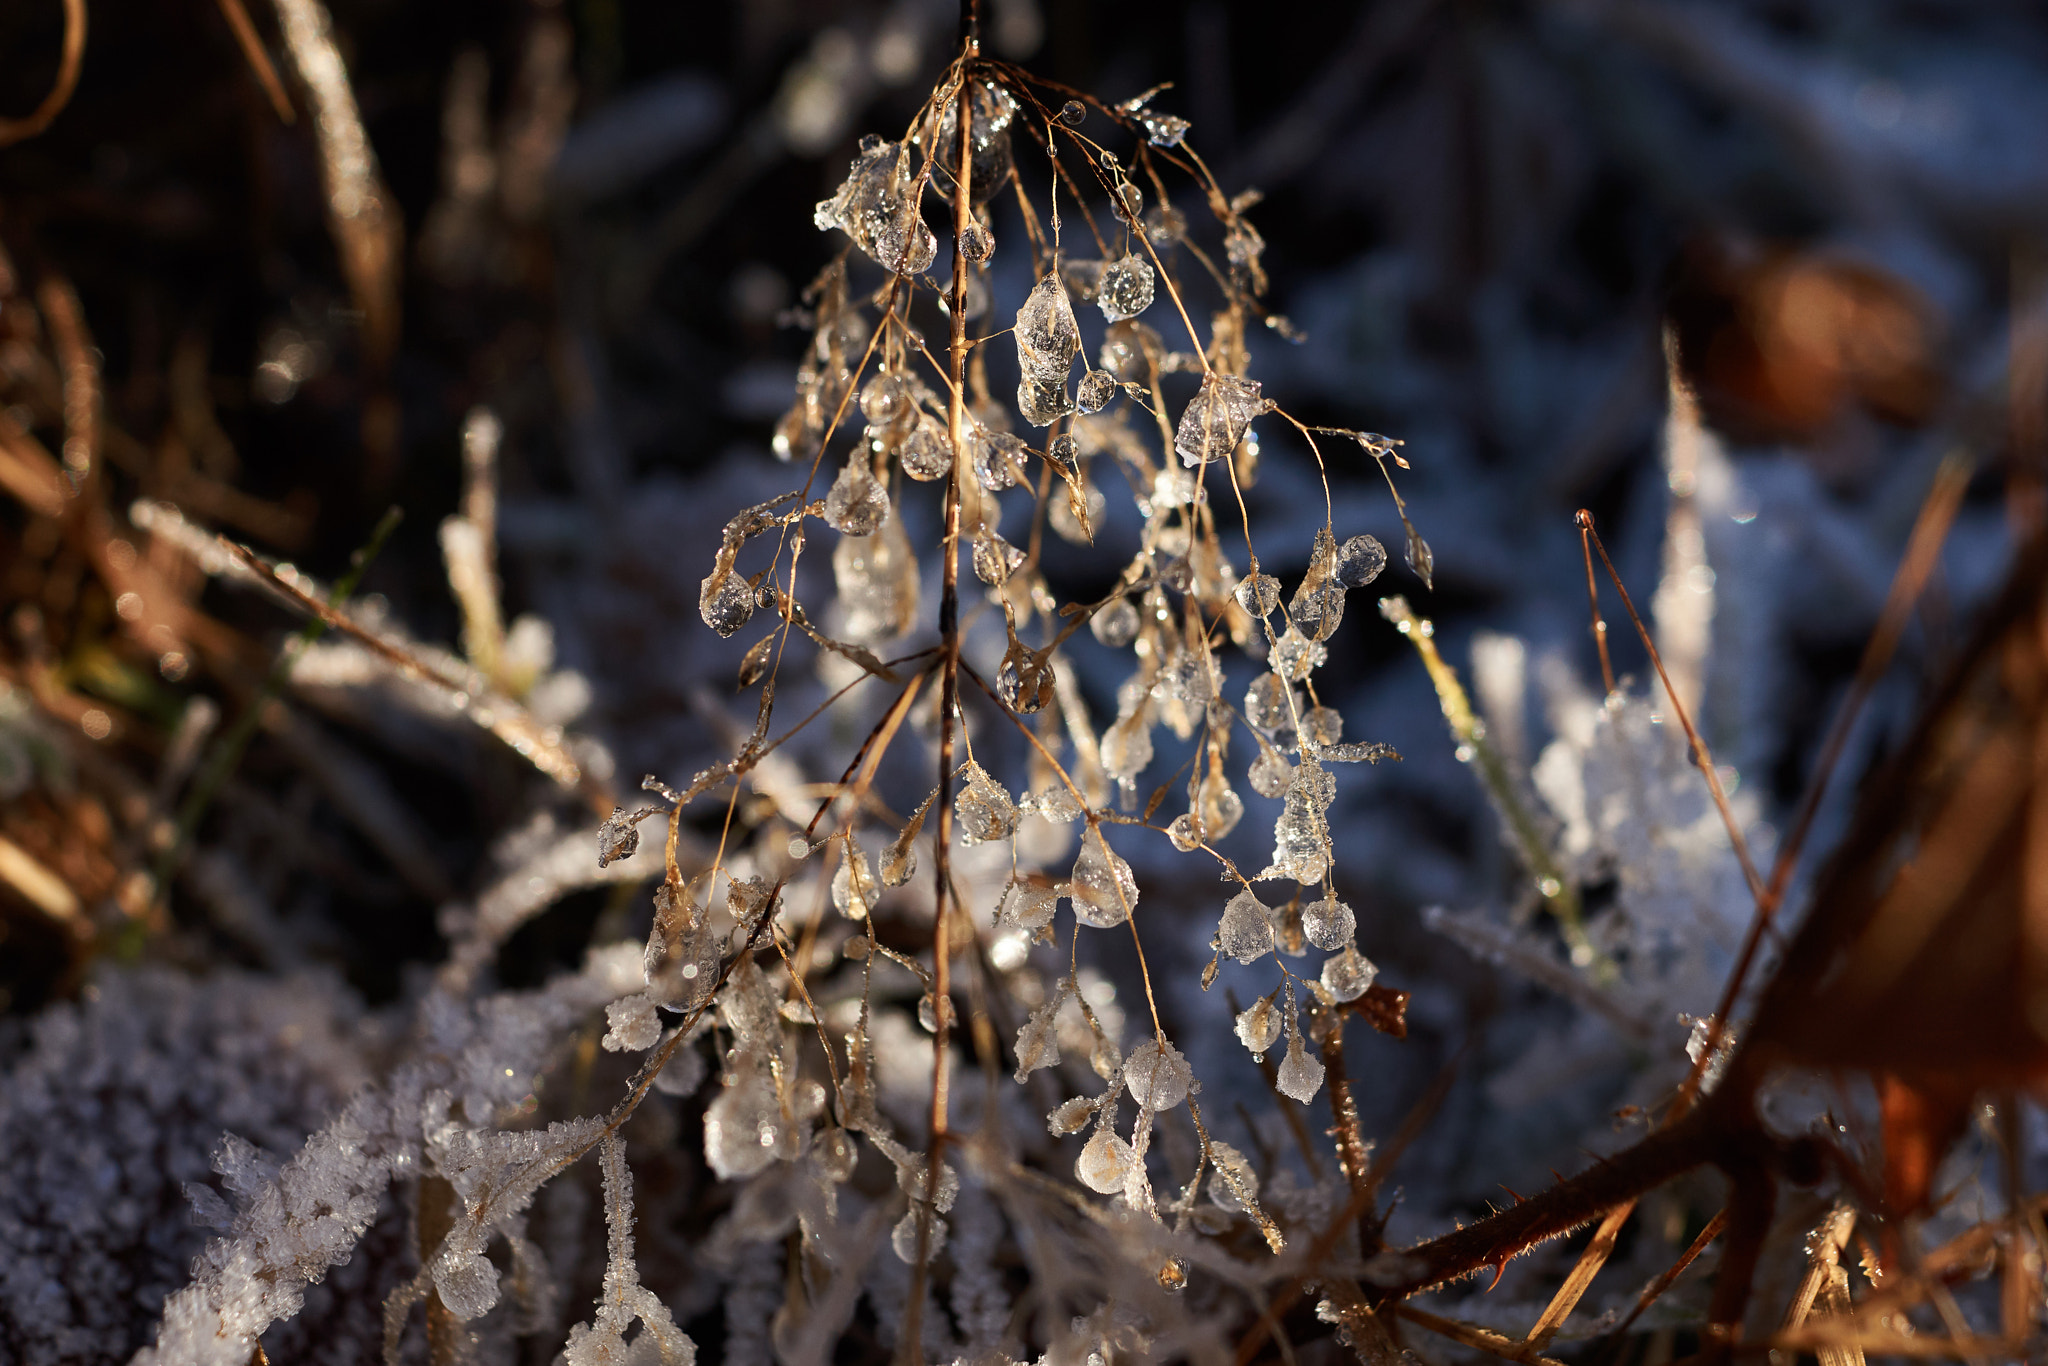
[5,5,2048,1366]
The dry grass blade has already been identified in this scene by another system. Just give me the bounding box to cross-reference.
[1524,1200,1638,1350]
[218,535,586,790]
[1390,1304,1568,1366]
[271,0,402,370]
[213,0,296,123]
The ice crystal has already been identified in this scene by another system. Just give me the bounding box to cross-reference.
[1218,889,1274,964]
[1320,945,1377,1002]
[1234,994,1282,1058]
[996,878,1060,931]
[1235,572,1280,618]
[1245,672,1296,731]
[1272,627,1326,682]
[1174,373,1266,468]
[956,760,1020,845]
[822,454,889,536]
[1069,826,1138,928]
[1097,253,1155,322]
[1248,747,1292,799]
[1334,533,1387,589]
[960,220,993,262]
[1091,597,1140,647]
[1275,1032,1324,1104]
[1014,987,1068,1082]
[1048,1096,1095,1136]
[1014,272,1081,426]
[1302,897,1355,951]
[1122,1039,1192,1111]
[900,409,954,480]
[814,136,936,277]
[1076,1129,1134,1195]
[831,838,879,918]
[1076,368,1117,413]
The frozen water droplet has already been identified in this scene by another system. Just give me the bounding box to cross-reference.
[1166,812,1201,852]
[817,1128,857,1182]
[1076,1128,1134,1194]
[1291,576,1346,643]
[1099,319,1158,381]
[1049,1096,1095,1135]
[860,372,911,426]
[1023,784,1083,822]
[972,525,1026,586]
[899,410,954,481]
[598,807,641,867]
[1124,1039,1192,1110]
[1069,827,1138,928]
[832,840,879,918]
[1405,522,1434,589]
[432,1249,501,1321]
[705,1078,780,1179]
[1334,534,1386,589]
[1302,897,1354,951]
[1218,889,1274,964]
[1174,373,1267,467]
[969,425,1029,491]
[816,139,937,276]
[1014,273,1081,428]
[960,221,993,263]
[1144,204,1188,245]
[1159,1256,1188,1291]
[1248,747,1292,799]
[1077,369,1117,413]
[1058,99,1086,126]
[1271,625,1327,681]
[823,456,889,535]
[1199,770,1244,839]
[1235,572,1280,618]
[1091,597,1140,648]
[1013,991,1066,1081]
[787,835,811,860]
[1245,672,1295,732]
[1275,1033,1324,1103]
[955,760,1019,845]
[1320,944,1377,1002]
[996,878,1060,931]
[699,567,755,638]
[892,1209,947,1263]
[1235,996,1282,1056]
[1304,706,1343,747]
[1139,111,1190,148]
[1289,760,1336,811]
[1097,253,1155,322]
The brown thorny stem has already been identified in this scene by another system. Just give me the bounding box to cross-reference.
[904,43,978,1366]
[1364,482,1967,1305]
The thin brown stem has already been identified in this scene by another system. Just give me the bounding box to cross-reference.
[1579,512,1616,696]
[0,0,85,147]
[906,48,978,1366]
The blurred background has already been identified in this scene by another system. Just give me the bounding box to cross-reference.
[3,0,2048,1357]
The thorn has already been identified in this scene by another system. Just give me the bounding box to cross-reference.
[1501,1184,1527,1205]
[1486,1257,1511,1293]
